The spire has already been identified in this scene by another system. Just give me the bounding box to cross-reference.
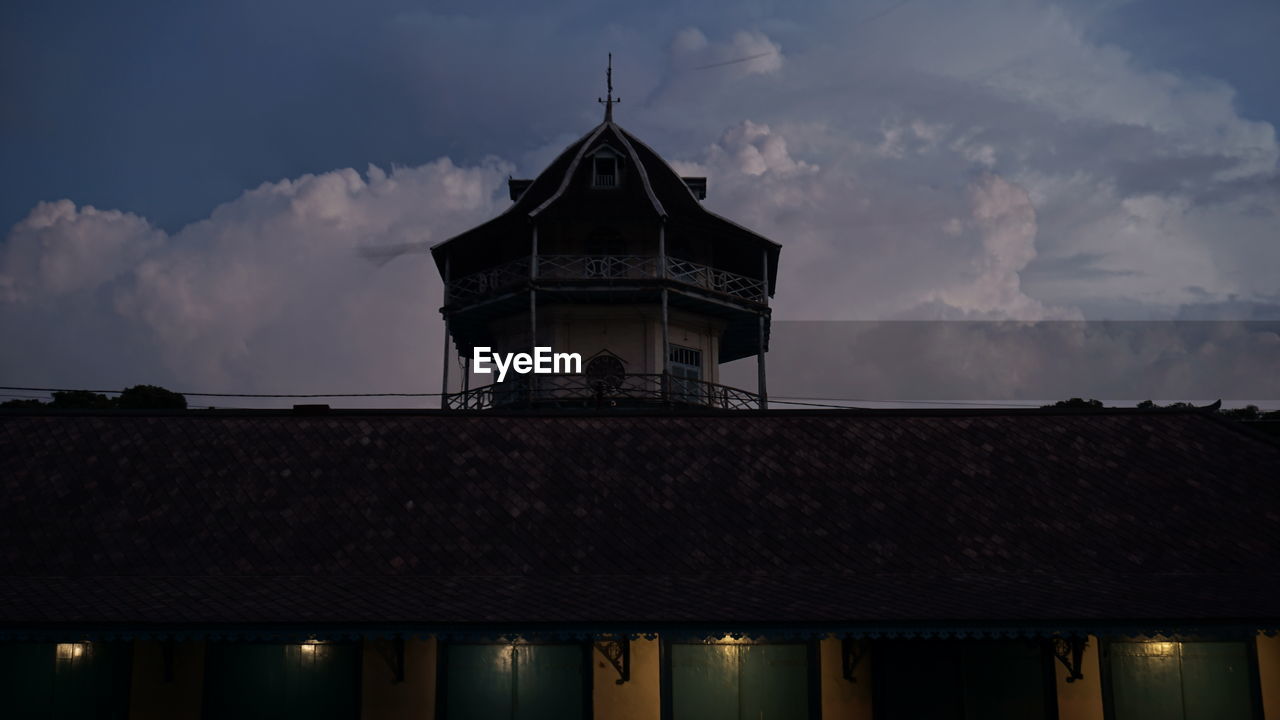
[598,53,620,122]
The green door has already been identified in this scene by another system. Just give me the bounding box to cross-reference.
[669,643,809,720]
[444,644,585,720]
[203,642,359,720]
[874,640,1051,720]
[874,640,965,719]
[1108,641,1257,720]
[0,642,131,720]
[1180,642,1255,720]
[961,640,1051,720]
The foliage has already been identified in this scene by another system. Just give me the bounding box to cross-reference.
[1043,397,1104,409]
[1,385,187,410]
[116,384,187,409]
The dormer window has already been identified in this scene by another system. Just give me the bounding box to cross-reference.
[591,148,620,188]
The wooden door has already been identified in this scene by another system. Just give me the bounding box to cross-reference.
[0,642,131,720]
[668,642,810,720]
[1107,641,1258,720]
[203,642,359,720]
[443,644,586,720]
[873,640,1052,720]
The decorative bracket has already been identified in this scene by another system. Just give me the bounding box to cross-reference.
[376,637,406,683]
[392,636,406,683]
[1051,637,1087,683]
[841,638,868,682]
[594,636,630,684]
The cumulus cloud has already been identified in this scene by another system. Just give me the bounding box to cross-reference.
[922,174,1079,320]
[670,28,782,76]
[1,201,165,303]
[2,159,511,399]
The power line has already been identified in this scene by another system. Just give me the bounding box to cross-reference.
[0,386,444,399]
[771,395,1044,408]
[3,386,1273,411]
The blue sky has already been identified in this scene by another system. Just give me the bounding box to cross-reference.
[2,0,1277,403]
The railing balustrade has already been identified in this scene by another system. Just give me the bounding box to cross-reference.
[447,254,765,305]
[444,373,761,410]
[447,257,530,304]
[539,255,656,281]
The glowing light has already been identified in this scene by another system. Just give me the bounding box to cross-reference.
[56,643,86,660]
[1148,642,1178,654]
[299,640,320,656]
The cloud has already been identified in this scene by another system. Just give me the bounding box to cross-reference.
[646,2,1279,323]
[670,28,783,76]
[2,159,511,398]
[1,201,164,303]
[921,174,1079,320]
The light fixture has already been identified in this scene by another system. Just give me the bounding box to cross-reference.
[56,643,87,660]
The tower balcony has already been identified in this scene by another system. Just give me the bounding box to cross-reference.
[444,373,762,411]
[445,254,768,308]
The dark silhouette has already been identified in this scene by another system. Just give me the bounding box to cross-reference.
[1,385,187,409]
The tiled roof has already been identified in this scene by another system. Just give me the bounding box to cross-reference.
[430,120,780,293]
[1,409,1277,635]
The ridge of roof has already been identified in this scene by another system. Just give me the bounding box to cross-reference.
[529,121,611,219]
[0,403,1238,420]
[609,122,666,218]
[615,124,781,249]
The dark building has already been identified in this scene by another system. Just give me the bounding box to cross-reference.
[3,77,1279,720]
[432,67,776,411]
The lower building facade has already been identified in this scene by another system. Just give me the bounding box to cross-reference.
[4,632,1279,719]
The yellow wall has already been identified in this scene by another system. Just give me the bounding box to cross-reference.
[594,637,660,720]
[1258,633,1280,720]
[1053,636,1105,720]
[819,637,874,720]
[128,640,205,720]
[361,637,437,720]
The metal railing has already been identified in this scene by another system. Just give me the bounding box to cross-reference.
[539,254,657,281]
[447,254,765,305]
[447,257,530,304]
[444,373,762,410]
[664,257,766,302]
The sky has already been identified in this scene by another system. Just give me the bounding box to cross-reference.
[1,0,1277,407]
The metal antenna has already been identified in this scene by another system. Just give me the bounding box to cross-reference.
[598,53,620,122]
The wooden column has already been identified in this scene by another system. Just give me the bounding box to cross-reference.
[440,252,451,409]
[659,221,670,402]
[758,248,769,410]
[529,225,538,406]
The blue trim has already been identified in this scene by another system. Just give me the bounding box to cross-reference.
[1,621,1276,643]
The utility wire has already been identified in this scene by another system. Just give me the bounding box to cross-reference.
[3,386,1272,411]
[0,385,443,399]
[771,395,1044,408]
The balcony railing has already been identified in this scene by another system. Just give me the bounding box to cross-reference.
[446,254,766,305]
[444,373,762,410]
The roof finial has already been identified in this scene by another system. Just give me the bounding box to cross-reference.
[598,53,620,122]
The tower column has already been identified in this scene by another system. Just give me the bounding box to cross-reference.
[441,251,451,409]
[529,225,538,406]
[659,222,670,402]
[758,248,769,410]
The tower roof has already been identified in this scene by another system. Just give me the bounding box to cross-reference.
[431,118,780,296]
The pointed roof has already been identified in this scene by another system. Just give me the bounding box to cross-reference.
[431,119,780,293]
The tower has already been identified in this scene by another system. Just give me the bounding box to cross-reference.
[432,59,779,409]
